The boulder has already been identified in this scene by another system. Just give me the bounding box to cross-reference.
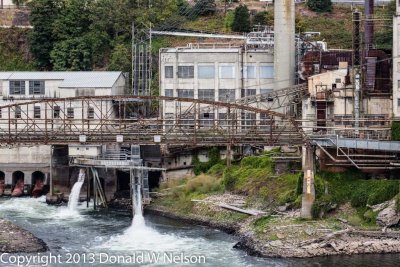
[376,200,400,227]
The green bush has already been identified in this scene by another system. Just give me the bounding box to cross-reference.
[351,186,370,207]
[367,182,399,205]
[392,121,400,141]
[223,167,237,191]
[363,209,378,224]
[306,0,332,13]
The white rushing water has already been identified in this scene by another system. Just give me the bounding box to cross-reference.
[67,169,85,212]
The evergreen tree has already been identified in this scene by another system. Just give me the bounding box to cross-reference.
[28,0,61,70]
[306,0,332,13]
[231,5,251,33]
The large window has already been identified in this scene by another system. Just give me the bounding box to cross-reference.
[9,81,25,95]
[244,66,256,79]
[29,81,45,95]
[198,89,214,101]
[218,89,235,102]
[34,106,41,119]
[165,66,173,78]
[260,65,274,79]
[198,65,215,79]
[246,89,257,96]
[177,89,194,98]
[178,66,194,78]
[220,65,235,79]
[164,89,173,97]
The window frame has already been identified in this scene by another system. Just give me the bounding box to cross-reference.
[219,65,235,79]
[53,106,60,119]
[177,89,194,98]
[34,106,41,119]
[244,65,256,79]
[29,80,45,95]
[198,89,215,101]
[260,65,274,79]
[67,107,74,119]
[177,66,194,79]
[165,66,174,79]
[164,89,174,97]
[198,65,215,79]
[9,80,25,95]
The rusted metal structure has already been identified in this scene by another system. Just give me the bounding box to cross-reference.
[0,95,305,147]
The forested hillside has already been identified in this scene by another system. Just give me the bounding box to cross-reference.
[0,0,395,74]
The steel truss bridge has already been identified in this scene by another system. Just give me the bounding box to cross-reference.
[0,95,305,147]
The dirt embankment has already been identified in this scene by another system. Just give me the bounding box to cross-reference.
[0,219,47,253]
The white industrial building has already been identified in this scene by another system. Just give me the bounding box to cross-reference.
[159,44,274,125]
[0,71,126,193]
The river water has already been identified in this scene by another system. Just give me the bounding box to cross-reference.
[0,197,399,267]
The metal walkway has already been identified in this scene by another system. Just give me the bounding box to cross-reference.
[311,136,400,152]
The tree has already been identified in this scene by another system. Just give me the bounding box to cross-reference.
[306,0,332,13]
[252,11,267,27]
[231,5,251,33]
[50,0,94,70]
[28,0,62,70]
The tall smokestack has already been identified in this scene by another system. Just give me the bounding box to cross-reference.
[364,0,374,50]
[274,0,295,90]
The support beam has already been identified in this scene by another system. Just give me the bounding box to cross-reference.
[301,145,315,218]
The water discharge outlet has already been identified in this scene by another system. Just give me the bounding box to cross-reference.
[67,169,85,212]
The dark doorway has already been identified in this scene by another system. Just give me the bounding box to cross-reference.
[148,171,161,190]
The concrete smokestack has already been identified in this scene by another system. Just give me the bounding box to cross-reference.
[364,0,374,50]
[274,0,295,90]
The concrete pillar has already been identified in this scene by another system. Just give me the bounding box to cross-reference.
[5,171,12,185]
[24,171,33,185]
[274,0,295,90]
[301,145,315,218]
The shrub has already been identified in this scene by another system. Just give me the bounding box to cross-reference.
[185,175,222,195]
[392,121,400,141]
[367,182,399,205]
[306,0,332,13]
[223,168,237,191]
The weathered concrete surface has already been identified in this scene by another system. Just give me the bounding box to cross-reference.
[0,219,47,253]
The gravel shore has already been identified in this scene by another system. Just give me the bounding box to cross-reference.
[0,219,48,253]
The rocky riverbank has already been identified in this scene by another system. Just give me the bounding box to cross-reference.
[137,193,400,258]
[0,219,48,253]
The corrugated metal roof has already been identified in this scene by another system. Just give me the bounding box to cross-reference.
[0,71,123,88]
